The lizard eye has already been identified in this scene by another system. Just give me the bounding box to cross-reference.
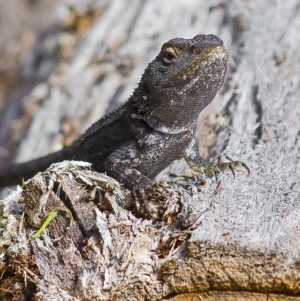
[163,47,178,64]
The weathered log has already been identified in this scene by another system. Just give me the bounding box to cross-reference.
[1,0,300,300]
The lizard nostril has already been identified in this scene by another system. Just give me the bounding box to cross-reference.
[191,45,199,55]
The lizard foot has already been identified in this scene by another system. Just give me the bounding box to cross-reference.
[134,181,182,221]
[202,155,250,180]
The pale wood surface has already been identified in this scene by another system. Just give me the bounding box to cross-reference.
[0,0,300,300]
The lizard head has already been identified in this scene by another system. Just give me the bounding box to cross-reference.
[135,34,228,134]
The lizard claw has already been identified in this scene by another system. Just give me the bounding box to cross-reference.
[132,189,144,213]
[133,181,181,221]
[203,155,250,180]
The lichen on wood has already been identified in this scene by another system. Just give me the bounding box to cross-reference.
[1,0,300,300]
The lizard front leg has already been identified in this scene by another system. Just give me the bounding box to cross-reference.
[104,132,191,218]
[184,137,250,180]
[104,141,165,217]
[104,142,153,192]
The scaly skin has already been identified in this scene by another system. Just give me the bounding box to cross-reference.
[0,34,248,198]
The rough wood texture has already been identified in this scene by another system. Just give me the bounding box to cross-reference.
[1,0,300,300]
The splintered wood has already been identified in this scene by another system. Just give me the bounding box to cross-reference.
[1,0,300,300]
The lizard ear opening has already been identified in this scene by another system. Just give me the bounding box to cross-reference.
[144,82,150,94]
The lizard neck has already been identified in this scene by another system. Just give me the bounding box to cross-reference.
[133,82,197,135]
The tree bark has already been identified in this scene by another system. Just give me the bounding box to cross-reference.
[1,0,300,300]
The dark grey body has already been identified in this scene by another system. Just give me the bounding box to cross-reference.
[0,34,228,193]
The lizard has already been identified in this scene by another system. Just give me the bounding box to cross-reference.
[0,34,249,208]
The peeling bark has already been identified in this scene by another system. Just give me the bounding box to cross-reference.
[1,0,300,300]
